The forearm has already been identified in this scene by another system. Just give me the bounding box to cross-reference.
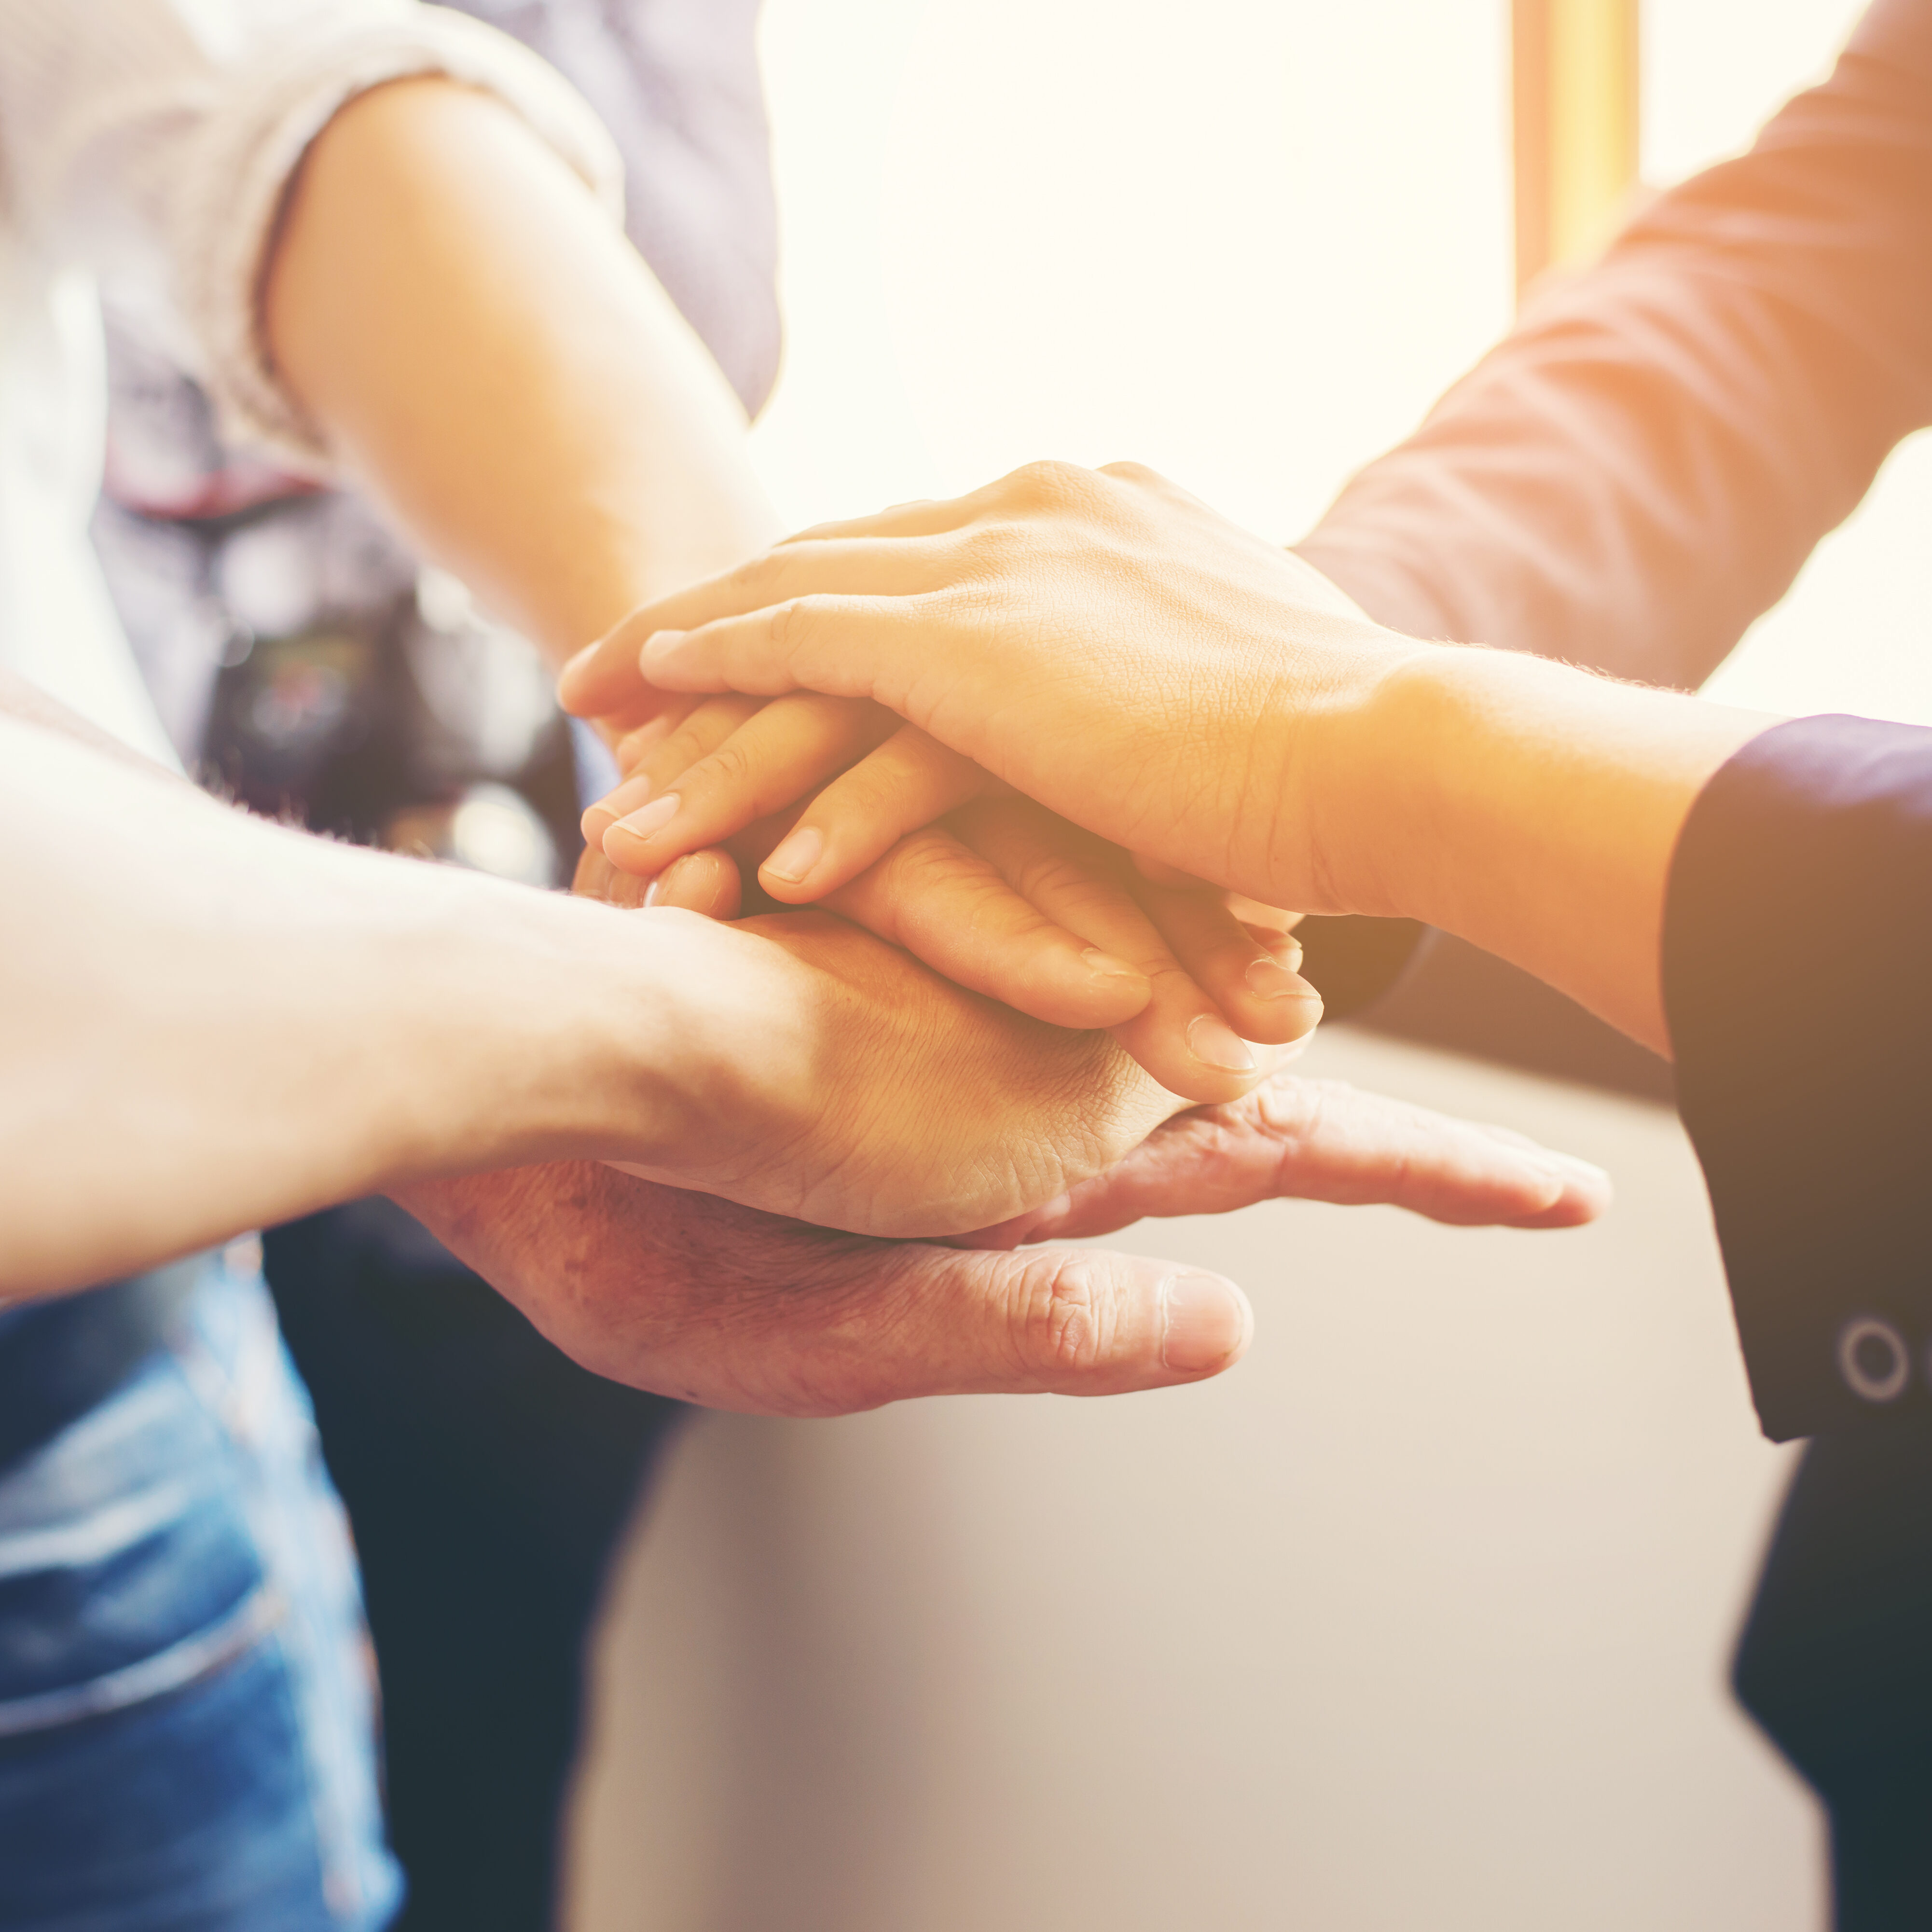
[1298,7,1932,687]
[264,77,781,662]
[0,715,697,1296]
[1318,649,1774,1051]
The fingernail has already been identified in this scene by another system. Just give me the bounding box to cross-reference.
[639,629,688,667]
[763,824,824,884]
[642,857,694,910]
[581,788,638,843]
[1186,1013,1257,1074]
[609,792,679,846]
[1080,946,1145,983]
[1244,956,1315,1000]
[641,854,699,911]
[1161,1271,1250,1373]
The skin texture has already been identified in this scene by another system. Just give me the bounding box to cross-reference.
[563,460,1774,1053]
[394,1085,1609,1416]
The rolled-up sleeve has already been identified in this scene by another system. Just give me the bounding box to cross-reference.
[1666,715,1932,1440]
[0,1,623,468]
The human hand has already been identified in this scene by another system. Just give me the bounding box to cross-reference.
[391,1082,1608,1415]
[575,712,1322,1103]
[566,898,1273,1234]
[390,1161,1254,1412]
[559,460,1423,914]
[585,690,994,901]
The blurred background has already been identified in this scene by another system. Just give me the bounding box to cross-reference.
[553,1,1918,1926]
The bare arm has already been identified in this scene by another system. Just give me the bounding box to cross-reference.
[0,696,696,1295]
[1297,0,1932,683]
[263,75,780,665]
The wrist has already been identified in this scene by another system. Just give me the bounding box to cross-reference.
[1325,643,1520,926]
[406,883,715,1174]
[1326,645,1774,1047]
[1276,631,1449,917]
[489,899,831,1182]
[292,860,689,1186]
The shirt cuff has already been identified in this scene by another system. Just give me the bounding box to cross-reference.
[1665,714,1932,1440]
[177,6,624,472]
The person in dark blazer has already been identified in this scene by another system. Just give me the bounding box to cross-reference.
[1294,5,1932,1918]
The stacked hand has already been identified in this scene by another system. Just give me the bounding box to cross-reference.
[561,460,1415,920]
[403,455,1624,1421]
[380,745,1613,1419]
[571,687,1323,1104]
[398,1071,1609,1416]
[558,458,1771,1053]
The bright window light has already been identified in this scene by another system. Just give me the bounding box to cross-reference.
[750,0,1929,725]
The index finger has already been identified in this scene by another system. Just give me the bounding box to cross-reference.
[558,536,952,721]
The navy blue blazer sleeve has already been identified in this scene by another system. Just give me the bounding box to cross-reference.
[1667,714,1932,1440]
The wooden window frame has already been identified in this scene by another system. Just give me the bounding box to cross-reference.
[1513,0,1642,295]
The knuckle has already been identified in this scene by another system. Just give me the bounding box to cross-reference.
[657,718,718,771]
[1010,458,1089,508]
[1007,1254,1118,1378]
[696,733,756,799]
[885,832,1000,900]
[1254,1071,1328,1141]
[870,840,1045,949]
[734,548,789,597]
[767,595,823,655]
[963,519,1027,574]
[663,697,758,770]
[1007,847,1115,910]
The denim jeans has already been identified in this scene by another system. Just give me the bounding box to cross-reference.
[264,1199,687,1932]
[0,1250,402,1931]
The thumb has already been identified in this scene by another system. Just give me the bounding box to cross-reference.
[795,1240,1253,1411]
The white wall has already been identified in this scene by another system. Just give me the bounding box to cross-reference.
[565,1031,1821,1931]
